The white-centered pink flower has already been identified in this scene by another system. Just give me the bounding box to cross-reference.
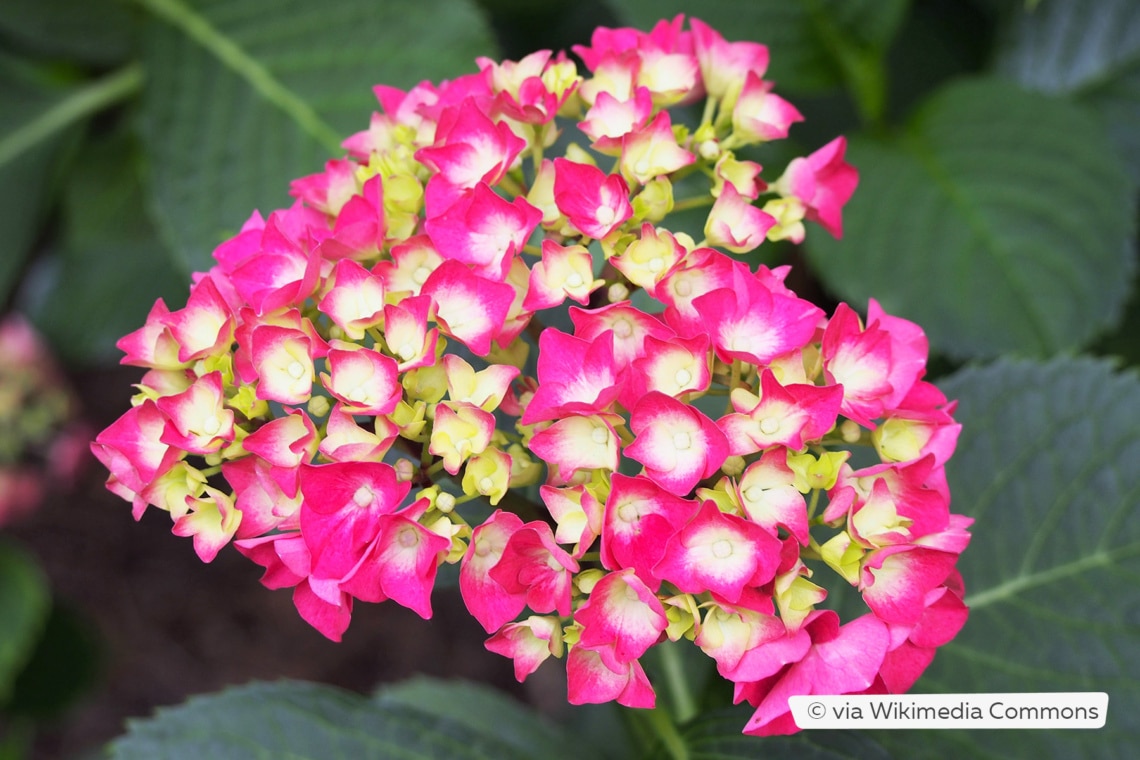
[692,263,823,366]
[420,260,515,356]
[735,449,809,545]
[320,345,401,415]
[552,158,633,239]
[626,391,729,494]
[250,324,316,405]
[522,329,624,425]
[156,371,235,456]
[317,259,386,340]
[620,111,696,185]
[173,485,242,563]
[654,500,782,603]
[774,136,858,238]
[566,646,656,709]
[523,240,603,310]
[718,369,843,455]
[575,569,667,670]
[600,473,698,590]
[731,72,803,144]
[163,276,235,363]
[318,403,399,463]
[690,17,768,104]
[578,87,654,153]
[528,413,622,480]
[381,294,438,371]
[416,99,526,195]
[485,616,564,682]
[424,183,541,281]
[704,182,777,254]
[461,510,527,633]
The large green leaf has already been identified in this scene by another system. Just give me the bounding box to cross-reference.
[608,0,908,96]
[110,679,571,759]
[805,77,1136,359]
[0,0,133,65]
[0,55,83,307]
[374,677,579,760]
[877,356,1140,758]
[135,0,497,273]
[673,707,893,759]
[994,0,1140,183]
[23,127,188,365]
[0,541,50,704]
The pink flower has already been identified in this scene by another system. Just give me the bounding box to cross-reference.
[298,461,410,581]
[690,17,768,102]
[420,260,515,356]
[485,616,564,681]
[626,391,729,494]
[578,87,654,152]
[424,183,542,281]
[654,500,783,603]
[461,511,528,632]
[575,569,667,670]
[320,346,402,416]
[692,263,823,366]
[417,99,526,195]
[521,329,624,425]
[490,521,580,617]
[566,647,656,708]
[731,72,803,144]
[717,370,843,455]
[776,136,858,238]
[704,182,777,253]
[740,612,890,736]
[338,502,451,619]
[553,158,633,239]
[601,473,698,589]
[620,111,696,185]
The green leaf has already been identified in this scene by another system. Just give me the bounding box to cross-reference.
[675,706,893,759]
[0,541,50,704]
[110,679,564,759]
[23,127,188,365]
[0,0,133,65]
[607,0,908,96]
[880,356,1140,758]
[0,55,84,306]
[994,0,1140,184]
[804,77,1136,359]
[135,0,497,272]
[375,677,578,760]
[4,601,101,719]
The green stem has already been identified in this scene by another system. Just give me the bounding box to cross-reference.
[132,0,342,152]
[0,63,143,170]
[671,195,715,213]
[659,640,698,723]
[641,706,690,760]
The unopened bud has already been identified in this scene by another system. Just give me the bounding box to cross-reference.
[394,458,416,482]
[436,492,456,513]
[307,395,331,417]
[607,282,630,302]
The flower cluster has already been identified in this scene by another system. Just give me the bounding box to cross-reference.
[91,16,969,736]
[1,315,89,526]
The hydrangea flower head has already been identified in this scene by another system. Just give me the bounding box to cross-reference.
[93,14,968,738]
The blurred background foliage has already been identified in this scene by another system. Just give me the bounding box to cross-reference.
[1,0,1137,758]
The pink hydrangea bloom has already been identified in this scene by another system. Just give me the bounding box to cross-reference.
[92,15,968,739]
